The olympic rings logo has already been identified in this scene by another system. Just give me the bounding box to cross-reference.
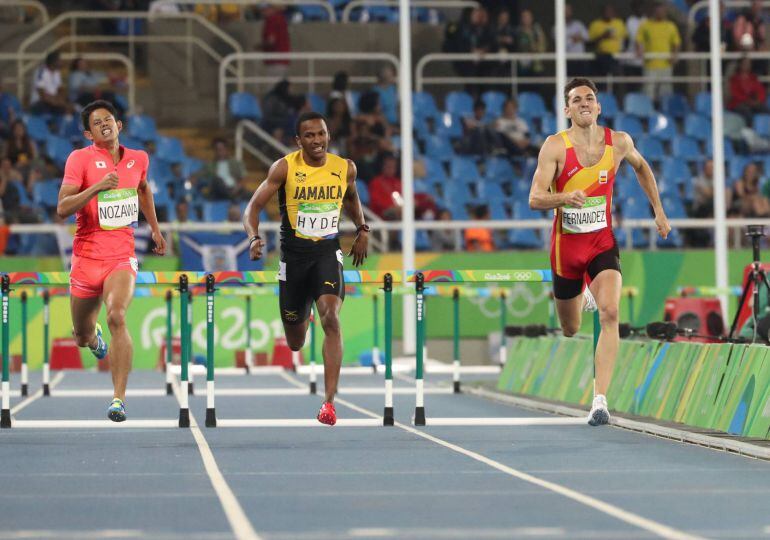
[482,271,535,282]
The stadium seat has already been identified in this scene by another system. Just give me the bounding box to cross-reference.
[126,114,158,142]
[425,134,455,163]
[517,92,547,119]
[637,135,665,162]
[705,137,736,159]
[660,93,690,119]
[307,93,326,114]
[648,113,677,142]
[684,113,712,142]
[507,228,542,249]
[148,158,173,184]
[613,114,644,139]
[58,114,82,141]
[597,92,618,119]
[32,179,61,210]
[445,91,474,117]
[156,136,186,163]
[753,113,770,136]
[661,157,691,184]
[0,92,22,123]
[297,4,331,21]
[356,180,370,206]
[415,230,432,251]
[728,156,750,179]
[9,180,33,207]
[539,113,556,135]
[437,113,463,139]
[423,157,448,181]
[182,156,204,176]
[481,91,507,119]
[695,91,711,116]
[671,136,702,161]
[623,92,655,118]
[657,228,684,248]
[201,201,232,222]
[449,156,479,180]
[45,135,74,169]
[228,92,261,121]
[24,115,50,144]
[412,92,441,121]
[484,157,514,182]
[478,182,506,202]
[120,135,144,150]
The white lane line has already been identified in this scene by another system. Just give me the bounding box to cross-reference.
[334,397,704,540]
[171,384,261,540]
[12,420,179,429]
[425,417,586,426]
[216,418,380,428]
[11,372,65,416]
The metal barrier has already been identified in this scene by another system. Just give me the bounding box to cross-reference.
[16,11,242,100]
[687,1,770,35]
[234,119,290,167]
[341,0,478,23]
[219,51,399,126]
[0,0,47,23]
[151,0,336,22]
[0,51,135,112]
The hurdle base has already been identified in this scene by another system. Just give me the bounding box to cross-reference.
[166,383,173,396]
[383,406,394,426]
[21,384,28,397]
[205,408,217,427]
[188,382,194,395]
[309,381,317,395]
[0,409,10,428]
[178,408,190,428]
[414,407,426,426]
[43,384,50,396]
[453,381,461,394]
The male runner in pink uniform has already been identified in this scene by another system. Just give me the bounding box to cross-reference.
[57,100,166,422]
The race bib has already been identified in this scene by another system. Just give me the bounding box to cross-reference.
[296,202,340,239]
[97,188,139,230]
[562,196,608,234]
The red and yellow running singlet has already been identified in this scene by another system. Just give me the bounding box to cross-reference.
[550,127,617,280]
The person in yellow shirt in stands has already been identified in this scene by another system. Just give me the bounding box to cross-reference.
[588,4,627,76]
[636,2,681,101]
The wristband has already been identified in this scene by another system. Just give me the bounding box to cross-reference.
[249,235,261,245]
[356,224,370,234]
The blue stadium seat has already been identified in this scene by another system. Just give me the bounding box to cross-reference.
[0,92,22,123]
[484,157,514,182]
[539,113,556,135]
[623,92,655,118]
[753,113,770,136]
[45,135,73,169]
[613,114,644,139]
[436,113,463,139]
[507,228,542,249]
[126,114,158,142]
[374,84,398,125]
[307,93,326,114]
[661,157,691,183]
[449,156,479,180]
[684,113,712,142]
[705,137,736,159]
[511,200,542,220]
[478,182,506,202]
[356,180,370,206]
[728,156,750,180]
[156,136,186,163]
[657,228,684,248]
[425,135,454,163]
[517,92,547,119]
[671,136,702,161]
[423,157,448,181]
[182,156,204,176]
[695,91,711,116]
[445,91,474,117]
[648,113,677,142]
[148,158,172,183]
[637,135,665,162]
[660,93,690,119]
[202,201,232,221]
[481,91,507,119]
[228,92,261,121]
[597,92,618,119]
[298,4,331,21]
[24,115,50,144]
[32,179,61,209]
[412,92,441,121]
[58,114,82,141]
[120,135,144,150]
[415,230,432,251]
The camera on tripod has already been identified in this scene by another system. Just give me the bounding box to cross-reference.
[730,225,770,343]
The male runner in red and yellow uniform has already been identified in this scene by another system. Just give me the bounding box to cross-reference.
[529,78,671,425]
[57,100,166,422]
[244,111,368,426]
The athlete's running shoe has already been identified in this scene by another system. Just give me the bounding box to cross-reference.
[582,287,598,312]
[587,394,610,426]
[90,323,108,360]
[317,402,337,426]
[107,398,126,422]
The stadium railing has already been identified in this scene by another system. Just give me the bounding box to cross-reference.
[687,1,770,35]
[0,0,48,23]
[0,51,135,112]
[151,0,337,23]
[340,0,478,23]
[218,51,399,126]
[16,11,243,101]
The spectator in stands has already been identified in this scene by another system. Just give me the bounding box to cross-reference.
[494,98,535,157]
[329,71,357,114]
[2,119,37,170]
[622,0,646,89]
[728,162,770,217]
[368,153,402,220]
[174,200,190,223]
[261,79,304,144]
[454,7,496,95]
[260,5,290,82]
[690,159,714,218]
[563,3,589,76]
[0,157,40,224]
[588,4,626,77]
[227,202,242,223]
[494,8,516,53]
[460,100,497,156]
[374,65,398,126]
[728,56,769,122]
[67,58,124,116]
[204,138,250,201]
[195,3,242,23]
[464,204,495,251]
[326,97,352,155]
[732,1,766,51]
[636,2,681,101]
[430,208,456,251]
[0,84,18,139]
[692,7,733,52]
[29,51,70,115]
[515,9,547,82]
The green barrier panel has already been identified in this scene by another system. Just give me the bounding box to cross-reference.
[714,345,769,434]
[708,345,748,429]
[673,343,713,424]
[680,344,734,428]
[606,340,646,408]
[498,337,530,393]
[509,337,545,394]
[537,338,573,400]
[561,338,594,405]
[744,347,770,438]
[524,338,563,396]
[655,343,701,421]
[613,341,658,413]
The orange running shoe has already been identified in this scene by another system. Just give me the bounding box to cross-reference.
[317,402,337,425]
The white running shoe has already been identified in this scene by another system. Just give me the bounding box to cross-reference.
[587,394,610,426]
[583,287,597,312]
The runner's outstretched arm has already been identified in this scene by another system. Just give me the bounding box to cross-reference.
[341,160,368,267]
[617,131,671,239]
[244,158,287,260]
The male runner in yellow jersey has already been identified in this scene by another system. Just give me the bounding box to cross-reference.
[243,111,369,425]
[529,78,671,425]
